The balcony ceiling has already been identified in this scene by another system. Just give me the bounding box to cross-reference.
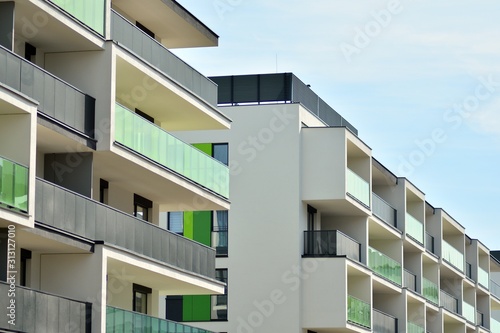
[12,1,104,52]
[115,56,230,130]
[112,0,218,48]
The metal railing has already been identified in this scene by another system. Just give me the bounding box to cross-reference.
[346,168,370,207]
[441,240,464,272]
[404,269,417,292]
[476,311,484,326]
[425,232,435,254]
[478,267,489,289]
[303,230,361,261]
[111,10,217,106]
[373,309,397,333]
[35,178,217,278]
[368,247,402,285]
[405,213,423,244]
[372,193,397,227]
[114,103,229,198]
[0,282,91,332]
[347,295,371,328]
[422,278,438,304]
[106,306,215,333]
[47,0,105,35]
[0,45,95,137]
[462,301,475,324]
[439,289,458,314]
[466,262,472,279]
[0,155,28,213]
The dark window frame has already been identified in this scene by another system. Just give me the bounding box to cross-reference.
[133,283,152,314]
[134,194,153,222]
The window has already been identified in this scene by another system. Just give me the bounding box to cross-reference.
[20,249,31,287]
[134,194,152,222]
[99,179,109,204]
[133,284,151,314]
[213,143,229,166]
[212,211,228,257]
[135,108,154,123]
[168,212,184,235]
[135,21,155,39]
[24,42,36,62]
[211,269,228,320]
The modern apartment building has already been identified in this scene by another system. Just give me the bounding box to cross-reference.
[170,73,500,333]
[0,0,230,332]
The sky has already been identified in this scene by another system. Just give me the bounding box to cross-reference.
[173,0,500,250]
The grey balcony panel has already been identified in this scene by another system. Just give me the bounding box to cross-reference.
[35,178,216,278]
[0,282,90,332]
[372,193,397,227]
[111,10,217,106]
[0,45,95,137]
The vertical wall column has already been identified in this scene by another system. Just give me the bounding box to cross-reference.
[0,2,15,50]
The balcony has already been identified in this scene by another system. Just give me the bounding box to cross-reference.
[422,278,438,304]
[478,267,489,289]
[111,10,217,106]
[373,309,397,333]
[492,318,500,333]
[368,247,402,285]
[407,321,424,333]
[47,0,105,35]
[0,282,91,332]
[303,230,361,261]
[491,280,500,298]
[372,193,397,228]
[425,232,435,254]
[404,269,417,292]
[114,103,229,198]
[0,155,28,213]
[346,168,370,207]
[0,45,95,138]
[347,295,371,328]
[36,178,216,278]
[106,306,215,333]
[440,290,458,314]
[462,301,475,324]
[441,240,464,272]
[405,213,423,244]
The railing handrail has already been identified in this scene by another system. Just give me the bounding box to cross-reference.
[0,281,90,305]
[36,177,216,251]
[107,305,216,332]
[0,154,29,169]
[372,192,396,211]
[347,167,369,185]
[115,103,229,170]
[110,9,217,88]
[373,308,397,320]
[304,229,360,245]
[369,246,399,264]
[0,44,88,96]
[348,294,369,305]
[404,268,417,277]
[439,289,458,301]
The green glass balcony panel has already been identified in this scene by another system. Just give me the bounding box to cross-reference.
[405,213,423,244]
[50,0,105,35]
[442,240,464,272]
[347,295,371,328]
[478,267,489,288]
[368,247,402,286]
[407,321,424,333]
[422,278,438,304]
[462,301,475,324]
[114,103,229,198]
[346,168,370,207]
[106,306,215,333]
[492,318,500,333]
[0,156,28,212]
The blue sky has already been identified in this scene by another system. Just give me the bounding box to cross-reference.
[174,0,500,250]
